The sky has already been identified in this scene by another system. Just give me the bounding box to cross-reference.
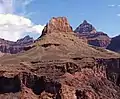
[0,0,120,41]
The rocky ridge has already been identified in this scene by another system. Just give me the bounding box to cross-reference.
[0,35,34,54]
[75,20,111,48]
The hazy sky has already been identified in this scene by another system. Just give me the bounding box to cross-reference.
[0,0,120,41]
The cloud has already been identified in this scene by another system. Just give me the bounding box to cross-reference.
[108,4,120,7]
[0,14,44,41]
[0,0,44,41]
[117,14,120,16]
[0,0,34,15]
[0,0,13,14]
[108,5,115,7]
[13,0,34,16]
[22,0,34,6]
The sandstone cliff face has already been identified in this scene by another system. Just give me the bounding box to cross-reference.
[75,20,111,48]
[0,35,34,54]
[42,17,73,36]
[0,17,119,99]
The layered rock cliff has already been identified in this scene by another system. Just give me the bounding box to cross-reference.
[0,35,34,54]
[75,20,111,48]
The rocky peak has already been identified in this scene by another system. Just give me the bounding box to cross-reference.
[75,20,96,33]
[42,17,73,35]
[74,20,111,48]
[83,20,88,24]
[17,35,32,42]
[16,35,34,45]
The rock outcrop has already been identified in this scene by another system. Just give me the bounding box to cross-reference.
[75,20,111,48]
[0,35,34,54]
[0,58,120,99]
[0,17,119,99]
[107,35,120,52]
[42,17,73,36]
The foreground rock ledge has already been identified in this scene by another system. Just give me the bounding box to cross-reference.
[0,58,119,99]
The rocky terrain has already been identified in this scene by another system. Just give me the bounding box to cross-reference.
[75,20,111,48]
[107,35,120,52]
[0,35,34,54]
[0,17,119,99]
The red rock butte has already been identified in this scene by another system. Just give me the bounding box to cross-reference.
[42,17,73,35]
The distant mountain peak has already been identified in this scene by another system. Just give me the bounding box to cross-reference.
[83,20,88,24]
[74,20,111,48]
[75,20,96,33]
[0,35,34,54]
[24,35,31,39]
[17,35,34,42]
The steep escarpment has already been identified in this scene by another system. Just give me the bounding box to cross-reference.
[41,17,73,36]
[0,17,120,99]
[75,20,111,48]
